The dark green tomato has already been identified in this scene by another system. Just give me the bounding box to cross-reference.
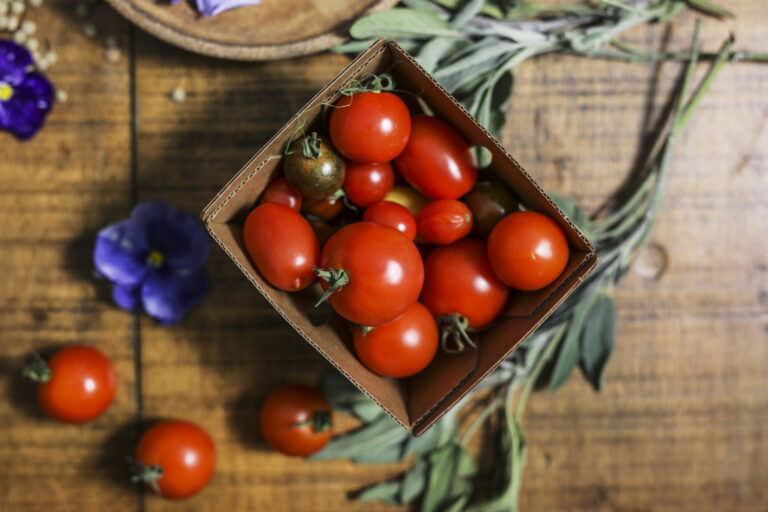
[284,132,346,199]
[463,181,519,240]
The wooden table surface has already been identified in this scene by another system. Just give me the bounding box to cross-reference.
[2,1,767,511]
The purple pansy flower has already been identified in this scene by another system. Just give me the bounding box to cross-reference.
[94,200,211,325]
[0,40,54,140]
[167,0,260,18]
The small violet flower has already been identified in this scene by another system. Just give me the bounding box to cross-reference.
[0,40,54,140]
[94,200,211,325]
[168,0,260,18]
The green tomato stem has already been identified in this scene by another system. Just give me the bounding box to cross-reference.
[128,456,163,495]
[313,267,350,308]
[291,410,333,434]
[22,353,51,383]
[437,313,476,353]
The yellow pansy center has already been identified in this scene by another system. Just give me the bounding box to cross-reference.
[0,82,13,102]
[147,249,165,268]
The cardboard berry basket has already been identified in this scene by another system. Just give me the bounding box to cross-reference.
[202,38,597,435]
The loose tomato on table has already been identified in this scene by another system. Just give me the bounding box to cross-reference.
[395,116,477,199]
[259,176,302,212]
[354,302,438,378]
[421,239,509,352]
[315,222,424,327]
[23,345,116,423]
[344,161,395,207]
[283,132,346,199]
[463,181,518,239]
[416,199,473,245]
[488,211,570,291]
[132,420,216,500]
[302,194,344,221]
[260,384,333,457]
[243,203,319,291]
[329,91,411,163]
[363,201,417,241]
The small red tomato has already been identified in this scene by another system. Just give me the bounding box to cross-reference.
[354,302,438,378]
[261,384,333,457]
[421,239,509,350]
[133,420,216,500]
[25,345,116,423]
[363,201,417,241]
[260,177,302,211]
[329,91,411,163]
[344,161,395,207]
[317,222,424,327]
[395,116,477,199]
[488,211,570,291]
[243,203,319,291]
[302,194,344,221]
[417,199,473,245]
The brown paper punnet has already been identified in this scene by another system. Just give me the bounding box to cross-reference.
[202,39,597,435]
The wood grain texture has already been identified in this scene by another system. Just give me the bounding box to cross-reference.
[1,1,767,511]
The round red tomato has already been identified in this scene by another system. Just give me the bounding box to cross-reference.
[133,420,216,500]
[487,211,569,291]
[363,201,417,241]
[421,239,509,350]
[394,116,477,199]
[329,91,411,163]
[260,384,333,457]
[316,222,424,326]
[302,194,344,221]
[417,199,473,245]
[344,161,395,207]
[243,203,319,291]
[354,302,438,378]
[260,177,302,211]
[26,345,116,423]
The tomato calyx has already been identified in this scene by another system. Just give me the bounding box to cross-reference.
[339,73,395,96]
[299,131,323,159]
[328,187,358,213]
[21,353,52,383]
[128,456,163,495]
[313,267,350,307]
[290,410,332,434]
[436,313,477,353]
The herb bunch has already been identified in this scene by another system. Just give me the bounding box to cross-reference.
[314,1,763,511]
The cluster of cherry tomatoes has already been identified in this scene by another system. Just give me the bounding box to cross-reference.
[244,81,572,375]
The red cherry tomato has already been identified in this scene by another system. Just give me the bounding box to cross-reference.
[363,201,417,241]
[417,199,473,245]
[30,345,116,423]
[487,211,570,291]
[354,302,438,378]
[134,420,216,500]
[243,203,319,291]
[260,384,333,457]
[394,116,477,199]
[329,91,411,163]
[302,195,344,221]
[421,238,509,331]
[317,222,424,327]
[344,161,395,207]
[260,177,302,211]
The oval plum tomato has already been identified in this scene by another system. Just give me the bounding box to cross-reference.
[363,201,417,241]
[329,91,411,163]
[260,384,332,457]
[302,194,343,221]
[316,222,424,327]
[283,132,346,199]
[133,420,216,500]
[243,203,319,291]
[344,161,395,207]
[463,181,518,239]
[260,177,302,212]
[421,239,509,352]
[23,345,116,423]
[417,199,473,245]
[487,211,569,291]
[394,116,477,199]
[354,302,438,378]
[384,185,430,216]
